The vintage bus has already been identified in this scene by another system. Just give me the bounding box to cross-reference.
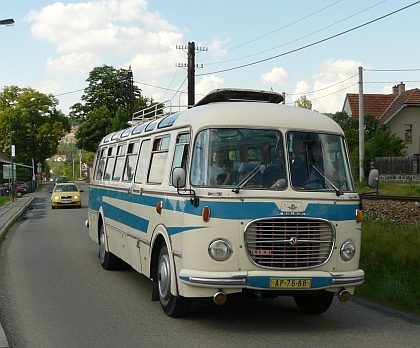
[86,89,364,317]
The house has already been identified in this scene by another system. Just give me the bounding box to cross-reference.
[342,82,420,156]
[53,154,67,162]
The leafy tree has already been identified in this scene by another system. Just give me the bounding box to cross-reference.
[332,111,358,130]
[71,65,151,152]
[294,95,312,110]
[0,86,69,171]
[75,106,112,153]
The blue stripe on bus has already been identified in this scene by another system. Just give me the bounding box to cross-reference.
[89,187,358,233]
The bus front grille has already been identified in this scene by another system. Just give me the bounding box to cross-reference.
[244,217,335,269]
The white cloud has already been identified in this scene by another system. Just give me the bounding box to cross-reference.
[46,53,102,78]
[261,67,289,87]
[26,0,182,74]
[290,58,371,113]
[196,75,223,98]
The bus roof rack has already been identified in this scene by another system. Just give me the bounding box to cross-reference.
[194,88,284,107]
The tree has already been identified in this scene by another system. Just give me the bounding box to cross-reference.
[332,111,358,130]
[294,95,312,110]
[331,110,406,179]
[0,86,69,171]
[71,65,150,152]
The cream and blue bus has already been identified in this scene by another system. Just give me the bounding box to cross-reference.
[86,89,364,317]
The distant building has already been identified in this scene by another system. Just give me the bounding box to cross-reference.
[53,154,67,162]
[343,82,420,156]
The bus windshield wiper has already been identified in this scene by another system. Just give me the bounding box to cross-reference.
[310,163,343,196]
[232,163,265,194]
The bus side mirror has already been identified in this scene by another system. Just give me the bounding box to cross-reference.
[367,169,379,188]
[172,167,186,188]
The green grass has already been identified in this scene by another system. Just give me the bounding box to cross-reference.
[355,181,420,316]
[0,196,10,207]
[357,181,420,196]
[357,217,420,316]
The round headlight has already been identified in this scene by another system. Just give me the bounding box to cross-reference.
[340,240,356,261]
[208,239,232,261]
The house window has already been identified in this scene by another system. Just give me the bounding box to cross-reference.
[405,124,412,142]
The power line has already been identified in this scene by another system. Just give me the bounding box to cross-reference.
[204,0,386,66]
[365,68,420,72]
[201,0,344,62]
[197,1,420,77]
[287,73,358,96]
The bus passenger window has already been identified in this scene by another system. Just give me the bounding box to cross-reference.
[135,140,151,183]
[148,136,170,184]
[123,142,139,181]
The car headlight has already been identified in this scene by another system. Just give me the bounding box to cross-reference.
[340,240,356,261]
[73,195,80,199]
[208,239,232,261]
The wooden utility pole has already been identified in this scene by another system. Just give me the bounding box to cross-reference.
[187,42,196,107]
[176,42,206,107]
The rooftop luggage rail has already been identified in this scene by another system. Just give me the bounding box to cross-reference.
[129,100,191,126]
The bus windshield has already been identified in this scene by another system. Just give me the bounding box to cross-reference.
[190,128,354,192]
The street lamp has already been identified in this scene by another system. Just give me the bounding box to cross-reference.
[0,18,14,26]
[2,18,15,182]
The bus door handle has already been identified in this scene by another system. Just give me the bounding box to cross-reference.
[128,187,132,195]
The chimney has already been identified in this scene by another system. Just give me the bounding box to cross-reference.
[397,82,405,94]
[392,85,398,94]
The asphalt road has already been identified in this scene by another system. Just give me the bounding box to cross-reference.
[0,182,420,348]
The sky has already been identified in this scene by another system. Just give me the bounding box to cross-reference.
[1,0,420,115]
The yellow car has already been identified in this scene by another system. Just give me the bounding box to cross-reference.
[51,182,83,209]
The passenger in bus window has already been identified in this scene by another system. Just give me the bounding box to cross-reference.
[211,149,227,184]
[290,138,309,187]
[305,142,326,189]
[265,145,286,189]
[217,159,234,185]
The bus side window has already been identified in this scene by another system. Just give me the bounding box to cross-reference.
[103,147,115,180]
[170,133,190,185]
[134,139,151,183]
[123,141,140,181]
[112,143,127,181]
[94,148,106,180]
[148,136,170,184]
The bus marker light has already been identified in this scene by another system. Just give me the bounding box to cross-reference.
[338,289,351,302]
[213,291,227,305]
[156,201,163,214]
[203,206,211,222]
[356,209,363,223]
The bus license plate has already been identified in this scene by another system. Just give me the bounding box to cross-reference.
[270,278,311,289]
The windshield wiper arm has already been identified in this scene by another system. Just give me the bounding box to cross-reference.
[232,163,265,194]
[310,163,343,196]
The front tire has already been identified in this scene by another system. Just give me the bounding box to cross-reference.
[157,245,191,317]
[294,292,334,314]
[99,223,122,270]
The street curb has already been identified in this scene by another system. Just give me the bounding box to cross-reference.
[0,196,35,348]
[0,197,35,241]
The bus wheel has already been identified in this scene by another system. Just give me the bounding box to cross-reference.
[99,223,121,270]
[157,245,191,317]
[294,292,334,314]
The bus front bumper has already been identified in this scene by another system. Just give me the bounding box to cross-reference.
[179,269,364,292]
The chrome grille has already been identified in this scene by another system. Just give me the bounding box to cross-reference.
[244,217,335,269]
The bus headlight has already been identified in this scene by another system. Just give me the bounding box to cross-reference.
[208,239,232,261]
[340,240,356,261]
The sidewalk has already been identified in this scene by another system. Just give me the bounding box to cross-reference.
[0,193,35,348]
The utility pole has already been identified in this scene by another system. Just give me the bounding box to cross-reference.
[127,66,134,118]
[358,66,365,182]
[176,42,207,107]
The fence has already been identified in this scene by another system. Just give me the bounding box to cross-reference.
[372,155,420,182]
